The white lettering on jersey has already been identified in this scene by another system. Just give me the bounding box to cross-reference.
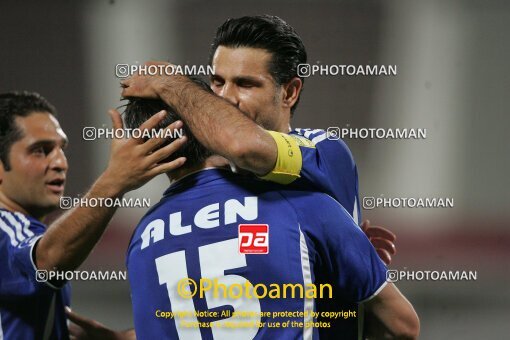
[140,197,258,250]
[194,203,220,229]
[225,197,258,224]
[169,212,192,236]
[141,219,165,250]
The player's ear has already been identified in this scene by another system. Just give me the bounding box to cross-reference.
[281,77,302,110]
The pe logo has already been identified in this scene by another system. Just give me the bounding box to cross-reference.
[238,224,269,254]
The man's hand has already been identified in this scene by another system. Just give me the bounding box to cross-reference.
[361,220,396,265]
[120,61,176,99]
[99,108,187,196]
[35,109,187,272]
[66,307,136,340]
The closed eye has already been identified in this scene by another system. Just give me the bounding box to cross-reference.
[235,77,262,89]
[210,76,224,87]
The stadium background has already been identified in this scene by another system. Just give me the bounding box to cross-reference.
[1,0,508,338]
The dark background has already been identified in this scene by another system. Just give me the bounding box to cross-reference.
[1,1,508,338]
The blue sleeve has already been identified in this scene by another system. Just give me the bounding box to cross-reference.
[0,233,48,298]
[12,235,43,278]
[291,193,387,303]
[0,212,62,297]
[291,129,361,224]
[331,218,387,303]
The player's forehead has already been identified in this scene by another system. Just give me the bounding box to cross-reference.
[14,111,68,146]
[212,46,273,80]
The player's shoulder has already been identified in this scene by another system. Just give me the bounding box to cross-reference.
[291,128,350,149]
[0,209,45,246]
[132,196,172,237]
[291,128,355,163]
[291,128,326,141]
[279,190,357,229]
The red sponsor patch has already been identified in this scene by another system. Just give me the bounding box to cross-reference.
[238,224,269,254]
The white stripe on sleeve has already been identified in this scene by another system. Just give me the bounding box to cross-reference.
[353,196,360,227]
[0,212,27,243]
[15,212,34,237]
[311,133,328,145]
[0,310,4,340]
[299,225,314,340]
[0,217,19,246]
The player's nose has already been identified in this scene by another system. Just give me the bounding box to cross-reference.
[49,148,68,173]
[218,83,240,107]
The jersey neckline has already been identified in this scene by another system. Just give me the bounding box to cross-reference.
[163,167,235,196]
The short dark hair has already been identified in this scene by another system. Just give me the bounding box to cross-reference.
[122,77,212,169]
[209,15,307,114]
[0,91,57,170]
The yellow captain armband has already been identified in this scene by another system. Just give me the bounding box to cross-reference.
[258,131,303,185]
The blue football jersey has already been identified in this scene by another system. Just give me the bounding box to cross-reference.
[0,209,71,340]
[289,128,361,225]
[127,169,386,340]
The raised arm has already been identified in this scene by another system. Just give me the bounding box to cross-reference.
[35,110,186,272]
[120,62,277,176]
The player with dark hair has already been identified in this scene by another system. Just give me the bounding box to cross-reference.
[123,99,211,169]
[0,92,57,171]
[208,15,307,116]
[120,15,396,266]
[121,90,419,339]
[0,91,185,339]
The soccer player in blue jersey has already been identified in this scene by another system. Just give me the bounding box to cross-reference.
[120,15,396,266]
[0,91,186,339]
[121,91,419,339]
